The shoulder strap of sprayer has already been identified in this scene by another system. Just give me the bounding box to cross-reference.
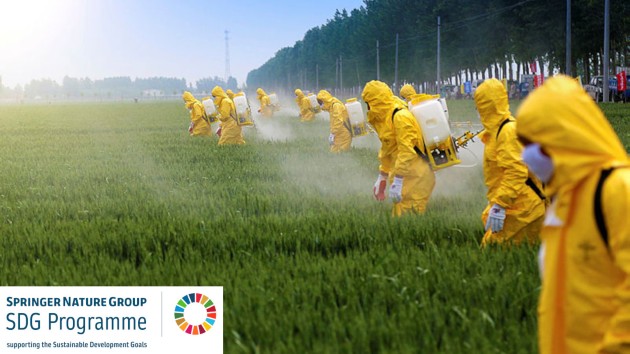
[201,109,211,125]
[221,99,239,124]
[496,118,546,202]
[594,167,617,250]
[333,102,353,134]
[391,107,429,163]
[495,118,513,139]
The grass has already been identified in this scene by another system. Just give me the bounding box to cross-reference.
[0,99,627,353]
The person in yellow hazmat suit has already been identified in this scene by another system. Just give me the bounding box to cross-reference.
[256,88,273,118]
[212,86,244,145]
[516,75,630,354]
[182,91,212,137]
[316,90,352,153]
[226,89,235,100]
[399,84,417,102]
[294,89,314,122]
[361,80,436,216]
[474,78,546,246]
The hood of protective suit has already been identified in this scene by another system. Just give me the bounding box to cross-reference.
[182,91,197,109]
[295,89,305,104]
[516,75,628,196]
[256,88,267,98]
[362,80,401,125]
[226,89,234,99]
[316,90,340,111]
[212,86,228,106]
[400,84,416,101]
[474,78,510,136]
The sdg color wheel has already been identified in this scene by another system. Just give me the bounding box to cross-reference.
[174,293,217,335]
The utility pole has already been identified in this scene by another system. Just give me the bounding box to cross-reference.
[603,0,610,102]
[224,30,230,83]
[437,16,441,95]
[565,0,571,76]
[316,64,319,92]
[340,55,343,96]
[335,57,339,93]
[394,33,399,93]
[376,40,380,81]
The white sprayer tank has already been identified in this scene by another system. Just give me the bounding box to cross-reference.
[307,94,321,113]
[345,98,368,137]
[233,95,249,116]
[409,96,451,150]
[233,93,254,126]
[268,93,279,106]
[438,98,450,121]
[202,98,217,116]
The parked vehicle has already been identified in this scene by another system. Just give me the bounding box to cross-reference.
[585,76,604,102]
[519,74,535,99]
[608,74,630,102]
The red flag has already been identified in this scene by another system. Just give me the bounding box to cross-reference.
[617,71,627,91]
[530,62,537,73]
[533,75,539,88]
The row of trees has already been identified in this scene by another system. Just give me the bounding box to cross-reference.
[246,0,630,94]
[0,75,239,100]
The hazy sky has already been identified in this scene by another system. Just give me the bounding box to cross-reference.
[0,0,365,88]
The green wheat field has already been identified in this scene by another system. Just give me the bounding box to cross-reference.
[0,99,628,353]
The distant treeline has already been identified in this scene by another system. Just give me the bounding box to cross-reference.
[246,0,630,93]
[0,75,239,100]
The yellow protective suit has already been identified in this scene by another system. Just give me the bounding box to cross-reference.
[474,78,545,245]
[226,89,235,100]
[399,84,417,102]
[256,88,273,117]
[362,80,436,216]
[317,90,352,153]
[295,89,314,122]
[182,91,212,136]
[516,75,630,354]
[212,86,244,145]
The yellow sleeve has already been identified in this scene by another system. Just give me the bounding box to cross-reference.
[602,170,630,351]
[393,110,422,176]
[494,123,528,207]
[218,100,233,122]
[378,141,396,174]
[192,104,205,125]
[300,97,311,116]
[330,103,347,136]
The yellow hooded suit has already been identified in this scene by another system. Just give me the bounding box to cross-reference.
[213,86,244,145]
[399,84,417,102]
[182,91,212,136]
[294,89,314,122]
[517,75,630,354]
[316,90,352,153]
[256,88,273,118]
[474,78,545,245]
[362,80,435,216]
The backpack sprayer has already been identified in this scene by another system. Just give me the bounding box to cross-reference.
[307,93,322,114]
[233,92,255,126]
[201,98,219,124]
[408,94,483,170]
[268,93,281,112]
[345,98,370,137]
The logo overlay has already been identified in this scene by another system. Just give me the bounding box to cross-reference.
[0,287,222,353]
[174,293,216,335]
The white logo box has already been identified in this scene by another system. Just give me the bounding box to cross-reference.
[0,286,223,353]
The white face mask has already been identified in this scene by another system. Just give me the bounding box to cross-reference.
[522,143,554,183]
